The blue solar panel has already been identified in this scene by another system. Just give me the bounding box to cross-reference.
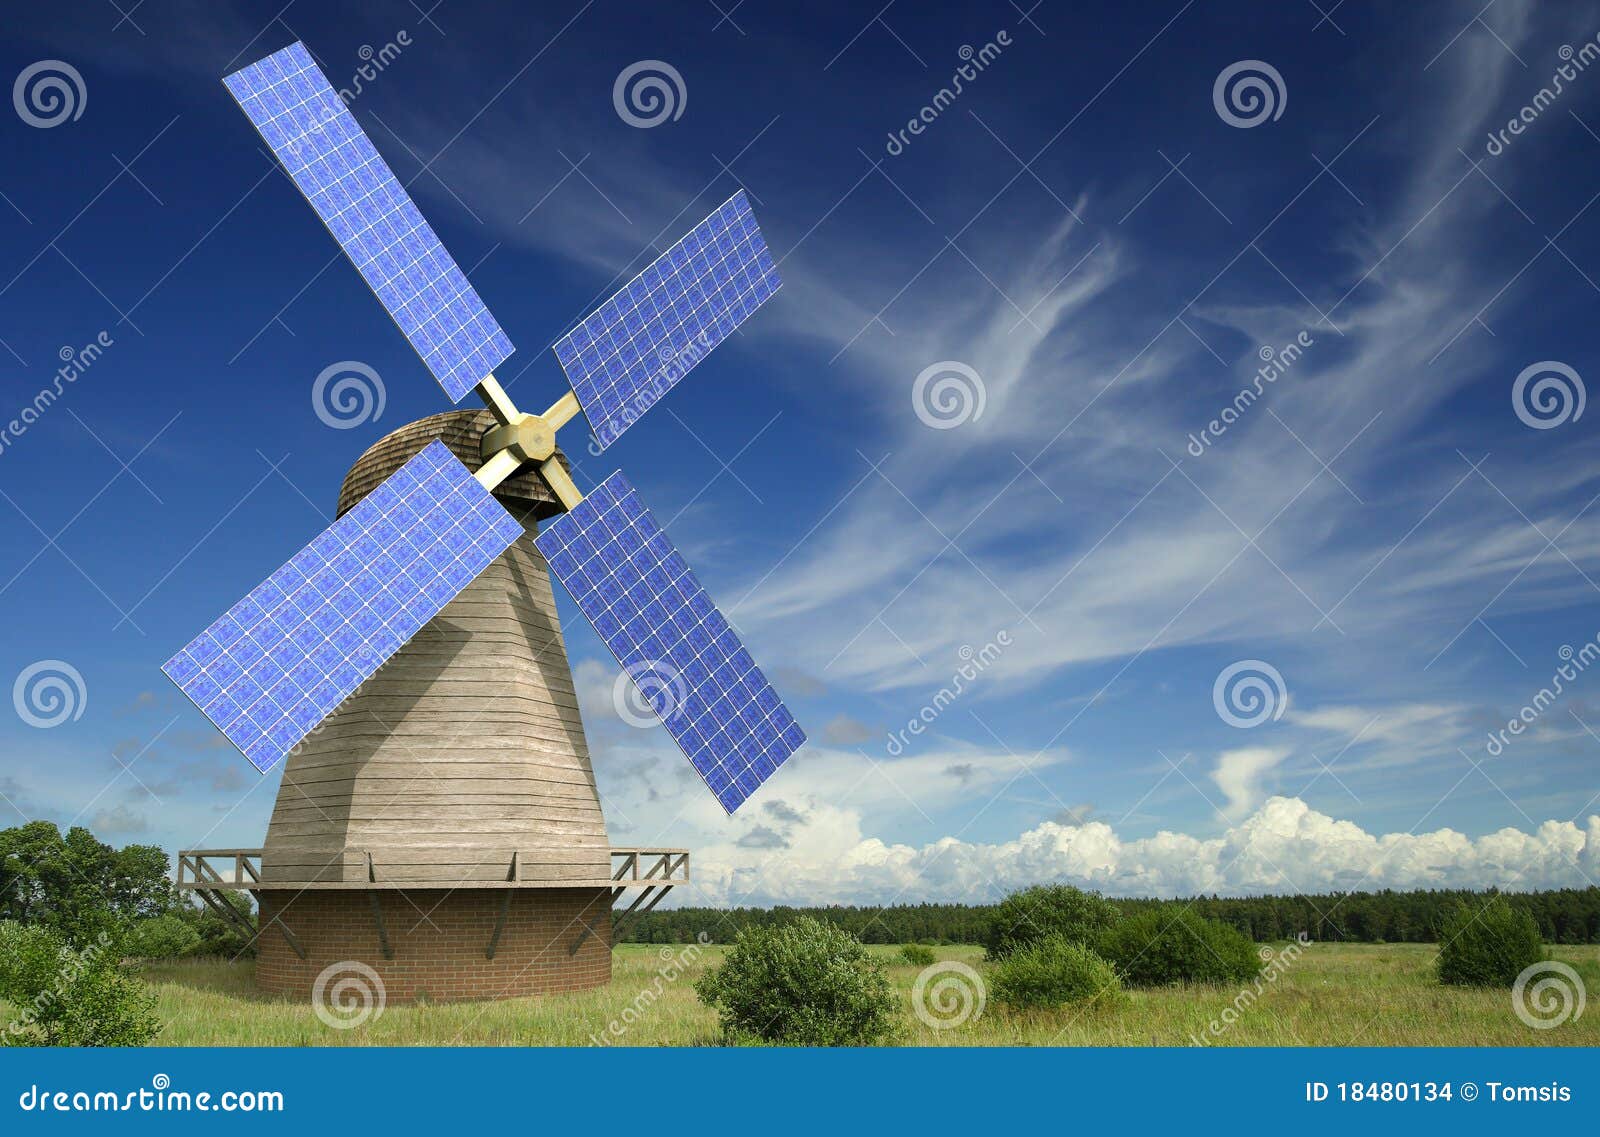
[553,191,781,452]
[536,472,804,813]
[163,442,523,773]
[224,42,512,403]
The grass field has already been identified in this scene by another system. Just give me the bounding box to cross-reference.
[53,942,1598,1047]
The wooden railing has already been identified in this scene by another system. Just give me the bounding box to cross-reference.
[176,849,261,889]
[176,847,689,889]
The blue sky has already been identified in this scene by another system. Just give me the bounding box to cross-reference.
[4,0,1600,904]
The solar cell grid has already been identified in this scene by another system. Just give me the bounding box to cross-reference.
[224,42,512,403]
[163,442,523,773]
[536,471,803,812]
[553,191,781,452]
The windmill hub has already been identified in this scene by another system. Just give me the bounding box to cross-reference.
[481,412,556,466]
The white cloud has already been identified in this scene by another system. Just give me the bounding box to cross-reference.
[1211,747,1289,818]
[673,796,1600,906]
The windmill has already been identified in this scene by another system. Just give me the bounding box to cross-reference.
[165,41,804,1001]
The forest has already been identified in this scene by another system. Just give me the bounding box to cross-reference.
[6,820,1598,949]
[618,888,1600,945]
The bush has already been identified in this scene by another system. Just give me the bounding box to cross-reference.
[900,944,937,967]
[189,894,258,958]
[989,935,1124,1010]
[1098,907,1261,987]
[695,916,896,1046]
[0,922,161,1046]
[124,914,202,960]
[983,885,1121,960]
[1437,898,1545,987]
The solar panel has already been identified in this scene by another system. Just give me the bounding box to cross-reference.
[163,441,523,772]
[536,471,804,812]
[224,42,512,403]
[553,191,781,452]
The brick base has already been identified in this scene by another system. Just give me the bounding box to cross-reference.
[255,888,613,1003]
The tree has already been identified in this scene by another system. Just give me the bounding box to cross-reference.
[0,922,161,1046]
[695,916,896,1045]
[1437,898,1545,987]
[982,885,1121,960]
[0,822,181,946]
[1098,907,1262,987]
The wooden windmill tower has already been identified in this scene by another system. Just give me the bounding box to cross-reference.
[169,43,803,1001]
[183,412,686,999]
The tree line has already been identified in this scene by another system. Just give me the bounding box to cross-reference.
[0,821,251,954]
[8,820,1594,950]
[617,888,1600,945]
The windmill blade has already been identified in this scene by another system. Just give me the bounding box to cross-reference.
[163,442,523,772]
[535,472,805,813]
[224,42,512,403]
[553,191,781,452]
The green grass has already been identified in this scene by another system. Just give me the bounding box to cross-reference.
[9,943,1599,1046]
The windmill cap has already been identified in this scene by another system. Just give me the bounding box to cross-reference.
[336,409,569,521]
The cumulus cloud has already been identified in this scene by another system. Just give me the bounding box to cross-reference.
[681,796,1600,907]
[1211,747,1290,818]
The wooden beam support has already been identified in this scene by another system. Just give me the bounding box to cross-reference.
[542,390,582,432]
[247,903,306,961]
[368,891,394,961]
[485,851,517,960]
[474,447,524,492]
[486,889,513,960]
[611,883,674,942]
[538,455,584,511]
[475,374,519,426]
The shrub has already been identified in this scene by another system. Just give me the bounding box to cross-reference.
[900,944,937,967]
[695,916,896,1046]
[0,922,161,1046]
[124,914,202,960]
[189,894,257,958]
[989,935,1124,1010]
[983,885,1121,960]
[1098,907,1262,987]
[1437,898,1545,987]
